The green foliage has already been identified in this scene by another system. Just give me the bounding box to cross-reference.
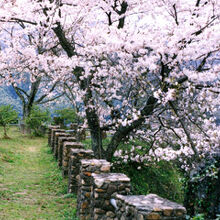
[113,159,184,203]
[0,105,18,138]
[110,139,184,203]
[54,108,82,127]
[183,156,219,218]
[82,137,185,203]
[25,106,50,136]
[189,214,205,220]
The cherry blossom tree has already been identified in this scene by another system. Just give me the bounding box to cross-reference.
[0,20,64,119]
[0,0,219,170]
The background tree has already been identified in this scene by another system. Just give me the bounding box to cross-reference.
[0,105,18,138]
[25,105,50,137]
[0,21,64,120]
[54,107,83,128]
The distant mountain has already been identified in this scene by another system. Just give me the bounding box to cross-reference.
[0,87,22,115]
[5,85,19,99]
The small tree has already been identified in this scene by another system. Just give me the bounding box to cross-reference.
[25,106,50,137]
[0,105,18,138]
[54,108,82,128]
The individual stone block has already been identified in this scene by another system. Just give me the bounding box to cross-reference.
[68,149,94,193]
[115,194,187,220]
[58,137,77,167]
[54,132,71,159]
[62,142,84,176]
[47,125,60,146]
[91,173,131,220]
[65,130,75,136]
[50,128,65,151]
[77,159,111,220]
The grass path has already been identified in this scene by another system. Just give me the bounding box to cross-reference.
[0,127,77,220]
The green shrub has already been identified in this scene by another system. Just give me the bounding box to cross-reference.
[112,159,184,203]
[190,214,205,220]
[54,108,83,128]
[0,105,18,138]
[112,139,184,203]
[25,106,50,136]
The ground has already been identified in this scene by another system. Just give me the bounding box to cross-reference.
[0,126,77,220]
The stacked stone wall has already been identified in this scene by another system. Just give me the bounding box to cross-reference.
[77,159,111,220]
[68,149,94,193]
[54,132,71,159]
[50,129,65,151]
[46,125,187,220]
[62,142,84,176]
[48,125,60,147]
[91,173,131,220]
[115,194,186,220]
[58,137,77,167]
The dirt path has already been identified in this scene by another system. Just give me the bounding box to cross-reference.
[0,128,76,220]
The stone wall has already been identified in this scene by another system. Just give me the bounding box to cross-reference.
[58,137,77,167]
[47,125,187,220]
[68,149,94,193]
[115,194,186,220]
[91,173,131,220]
[54,132,71,159]
[48,125,60,147]
[77,159,111,220]
[62,142,84,176]
[50,128,65,151]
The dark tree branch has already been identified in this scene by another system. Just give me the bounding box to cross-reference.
[53,22,76,57]
[37,93,65,105]
[196,0,201,7]
[168,101,199,157]
[13,86,29,98]
[106,11,113,26]
[35,81,59,104]
[105,96,158,161]
[12,84,26,105]
[173,4,179,25]
[158,116,181,140]
[111,0,128,29]
[0,17,37,25]
[196,52,211,72]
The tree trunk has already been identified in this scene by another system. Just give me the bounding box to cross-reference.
[86,108,104,159]
[22,104,32,135]
[105,96,158,161]
[3,125,9,139]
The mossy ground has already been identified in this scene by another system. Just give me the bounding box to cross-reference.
[0,126,77,220]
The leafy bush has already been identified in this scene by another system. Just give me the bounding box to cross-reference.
[184,153,220,219]
[189,214,205,220]
[54,108,82,128]
[25,106,50,136]
[0,105,18,138]
[112,158,184,203]
[112,140,184,203]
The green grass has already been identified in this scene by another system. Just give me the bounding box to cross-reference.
[0,126,77,220]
